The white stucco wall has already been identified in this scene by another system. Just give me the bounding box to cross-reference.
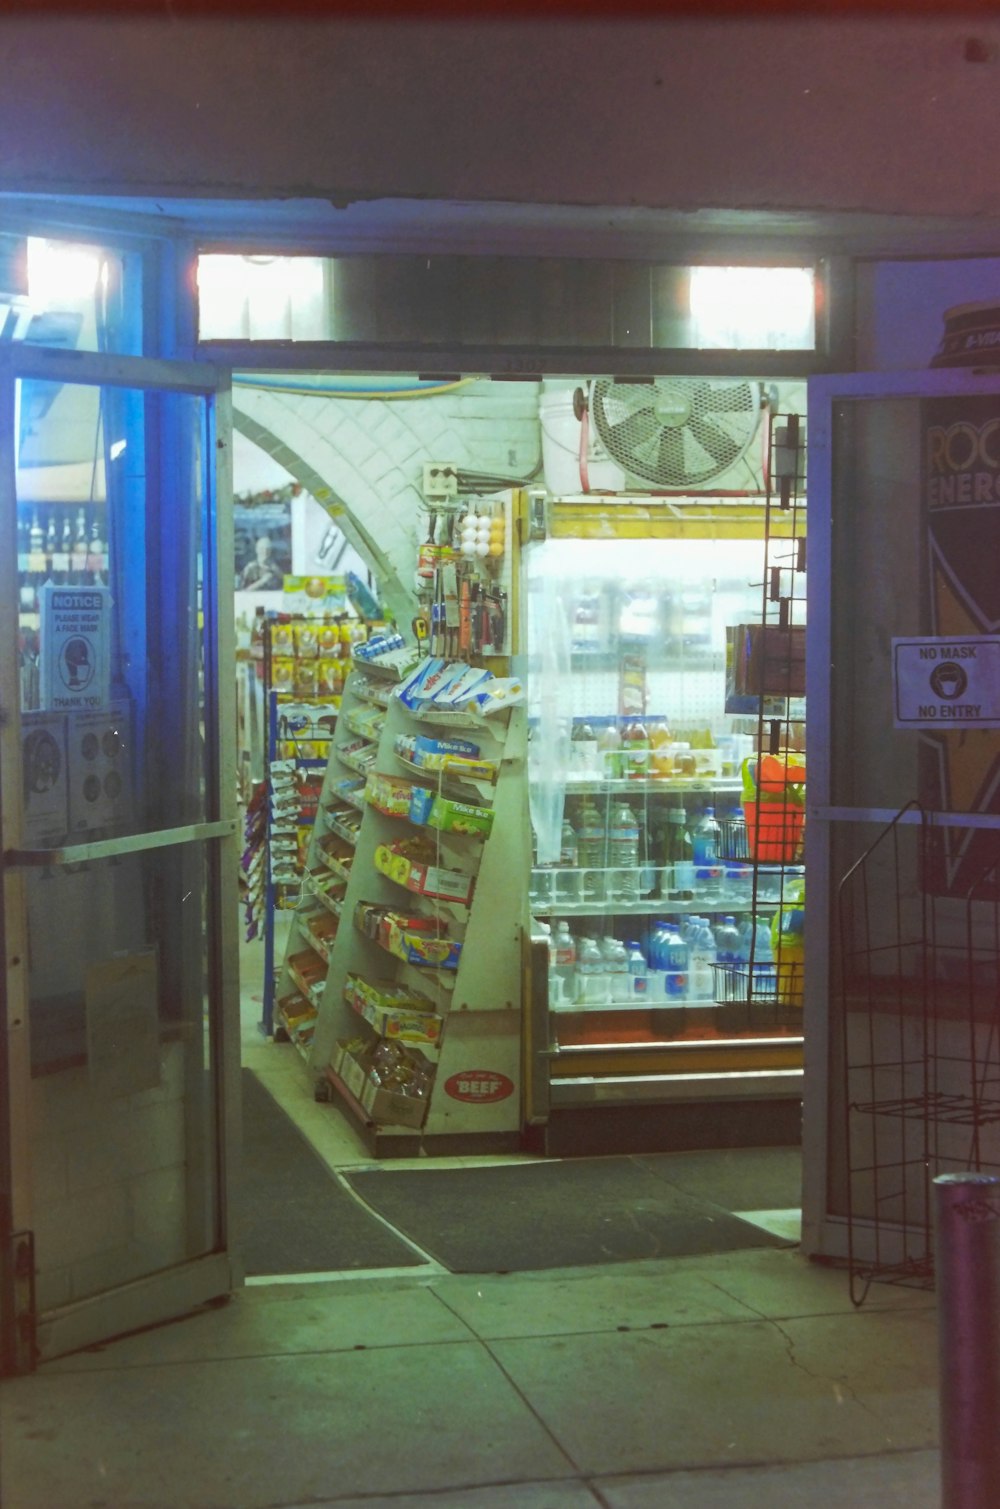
[232,380,541,623]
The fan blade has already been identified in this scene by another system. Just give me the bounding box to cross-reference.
[687,414,742,471]
[599,389,656,433]
[657,426,687,485]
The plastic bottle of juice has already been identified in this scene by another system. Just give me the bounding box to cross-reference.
[597,723,622,780]
[649,721,673,778]
[570,721,599,775]
[621,719,650,779]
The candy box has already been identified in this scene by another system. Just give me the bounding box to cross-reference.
[403,859,475,905]
[426,795,494,838]
[384,917,462,969]
[365,771,418,817]
[407,785,437,825]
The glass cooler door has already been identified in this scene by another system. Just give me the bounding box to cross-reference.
[524,517,805,1113]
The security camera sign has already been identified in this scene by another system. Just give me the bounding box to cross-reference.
[39,585,111,711]
[893,636,1000,728]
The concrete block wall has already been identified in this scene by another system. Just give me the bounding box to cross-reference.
[30,1042,192,1312]
[233,380,541,623]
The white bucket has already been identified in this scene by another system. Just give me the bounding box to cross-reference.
[538,383,625,498]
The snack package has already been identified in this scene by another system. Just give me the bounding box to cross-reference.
[271,623,295,656]
[426,795,494,837]
[272,658,296,693]
[467,677,524,713]
[293,622,320,658]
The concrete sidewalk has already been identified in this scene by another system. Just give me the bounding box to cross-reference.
[0,1245,939,1508]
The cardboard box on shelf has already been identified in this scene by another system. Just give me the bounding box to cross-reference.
[360,1078,429,1129]
[733,623,806,698]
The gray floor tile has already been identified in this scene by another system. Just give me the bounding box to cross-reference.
[433,1265,760,1341]
[284,1483,602,1508]
[686,1246,936,1319]
[42,1281,473,1372]
[776,1308,939,1440]
[1,1342,574,1509]
[598,1448,941,1507]
[490,1316,932,1476]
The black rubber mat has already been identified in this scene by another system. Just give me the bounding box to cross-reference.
[345,1152,796,1274]
[239,1071,426,1275]
[633,1146,802,1213]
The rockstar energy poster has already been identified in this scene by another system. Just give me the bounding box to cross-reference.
[921,395,1000,894]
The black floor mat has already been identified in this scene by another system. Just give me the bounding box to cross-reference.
[239,1071,426,1275]
[634,1146,802,1213]
[345,1152,796,1274]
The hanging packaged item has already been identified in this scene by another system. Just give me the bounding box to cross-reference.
[741,753,806,861]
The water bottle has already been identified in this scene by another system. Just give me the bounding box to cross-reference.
[714,915,741,965]
[570,721,599,775]
[575,800,607,902]
[576,936,606,1004]
[688,919,716,1001]
[626,939,648,998]
[608,802,640,901]
[663,924,689,1003]
[551,920,577,999]
[600,936,630,1002]
[751,919,777,999]
[555,817,582,903]
[692,805,722,900]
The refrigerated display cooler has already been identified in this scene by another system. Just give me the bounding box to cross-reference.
[521,493,807,1154]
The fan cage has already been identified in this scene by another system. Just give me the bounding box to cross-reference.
[591,378,763,490]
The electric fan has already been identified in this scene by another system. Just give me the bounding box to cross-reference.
[586,378,766,491]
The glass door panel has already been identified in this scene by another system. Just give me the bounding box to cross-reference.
[1,349,237,1368]
[805,369,1000,1270]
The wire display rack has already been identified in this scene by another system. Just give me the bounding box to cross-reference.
[838,801,1000,1305]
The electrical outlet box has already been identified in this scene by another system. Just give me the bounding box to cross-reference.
[423,462,459,502]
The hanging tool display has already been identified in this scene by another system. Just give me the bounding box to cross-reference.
[415,497,509,659]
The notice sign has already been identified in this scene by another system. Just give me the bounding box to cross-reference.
[39,584,111,711]
[893,636,1000,727]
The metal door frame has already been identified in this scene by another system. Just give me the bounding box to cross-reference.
[802,363,1000,1263]
[0,344,239,1369]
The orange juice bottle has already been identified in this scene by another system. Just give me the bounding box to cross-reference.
[650,722,673,778]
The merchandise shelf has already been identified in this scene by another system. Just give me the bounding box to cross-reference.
[275,660,526,1145]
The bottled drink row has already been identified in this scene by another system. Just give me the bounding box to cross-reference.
[18,504,106,561]
[567,719,746,782]
[545,913,778,1009]
[532,795,754,908]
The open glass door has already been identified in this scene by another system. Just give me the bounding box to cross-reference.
[803,365,1000,1278]
[0,345,238,1370]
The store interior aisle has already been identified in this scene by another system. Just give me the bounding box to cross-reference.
[238,931,803,1280]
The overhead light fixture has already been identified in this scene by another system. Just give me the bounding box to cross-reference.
[689,266,815,350]
[26,239,102,311]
